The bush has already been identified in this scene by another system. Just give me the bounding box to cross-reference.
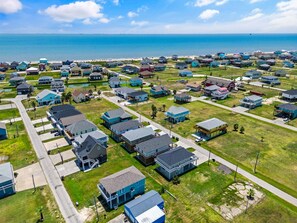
[172,176,180,185]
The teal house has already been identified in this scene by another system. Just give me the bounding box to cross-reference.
[98,166,146,209]
[101,108,132,128]
[16,61,29,71]
[283,61,295,68]
[275,104,297,119]
[36,89,61,106]
[165,106,190,123]
[130,77,143,87]
[60,69,70,77]
[39,58,48,65]
[191,60,200,68]
[179,69,193,77]
[210,61,220,68]
[0,162,16,199]
[150,85,170,97]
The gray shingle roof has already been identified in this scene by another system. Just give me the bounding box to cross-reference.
[0,162,14,184]
[115,87,136,95]
[50,104,75,113]
[205,77,234,87]
[244,95,262,101]
[110,120,141,133]
[66,119,97,134]
[196,118,227,131]
[74,130,107,145]
[167,106,189,115]
[156,147,194,167]
[125,190,163,217]
[135,134,172,154]
[16,82,32,90]
[278,103,297,111]
[283,89,297,96]
[60,114,86,127]
[127,91,148,97]
[100,166,145,194]
[105,108,132,119]
[122,127,155,142]
[204,85,220,91]
[76,135,105,159]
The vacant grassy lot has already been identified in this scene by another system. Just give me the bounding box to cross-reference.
[0,121,36,169]
[128,97,297,198]
[248,102,281,120]
[0,108,20,121]
[0,186,64,223]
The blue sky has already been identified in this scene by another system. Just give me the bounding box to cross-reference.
[0,0,297,33]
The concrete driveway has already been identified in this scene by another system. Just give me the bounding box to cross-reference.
[0,103,16,110]
[32,117,48,125]
[40,132,57,141]
[35,123,54,133]
[50,150,76,165]
[56,160,80,177]
[44,138,69,151]
[15,163,47,191]
[233,106,250,113]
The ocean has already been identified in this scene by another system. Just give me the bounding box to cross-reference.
[0,34,297,62]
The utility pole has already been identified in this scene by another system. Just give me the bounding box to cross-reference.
[58,148,63,164]
[32,174,36,193]
[93,196,99,221]
[254,151,260,173]
[16,122,19,137]
[208,149,211,166]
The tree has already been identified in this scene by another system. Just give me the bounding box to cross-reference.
[65,77,69,85]
[37,206,44,222]
[261,136,264,142]
[88,89,93,95]
[65,92,72,103]
[151,104,157,119]
[94,85,97,91]
[162,104,166,112]
[140,83,143,91]
[233,123,239,131]
[31,101,36,111]
[172,176,180,185]
[97,90,101,98]
[173,89,177,95]
[240,126,245,134]
[61,92,66,104]
[247,189,255,200]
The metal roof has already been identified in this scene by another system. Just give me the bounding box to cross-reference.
[66,120,97,134]
[36,89,59,99]
[110,120,141,132]
[135,134,172,154]
[196,118,227,131]
[74,130,107,145]
[104,108,132,119]
[122,127,155,142]
[278,103,297,111]
[283,89,297,95]
[0,162,14,184]
[166,106,189,115]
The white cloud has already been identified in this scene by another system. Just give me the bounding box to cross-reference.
[269,0,297,29]
[99,17,110,23]
[117,15,124,19]
[113,0,119,6]
[42,1,105,23]
[0,0,22,14]
[193,0,228,7]
[199,9,219,19]
[240,8,263,21]
[215,0,228,6]
[127,11,138,18]
[249,0,265,3]
[131,20,149,26]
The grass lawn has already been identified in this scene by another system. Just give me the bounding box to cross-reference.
[0,108,20,121]
[0,186,64,223]
[128,97,297,198]
[248,102,281,120]
[0,121,37,169]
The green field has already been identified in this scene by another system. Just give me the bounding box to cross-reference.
[0,186,64,223]
[0,108,20,121]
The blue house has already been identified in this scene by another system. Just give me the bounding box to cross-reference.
[109,77,121,88]
[191,60,200,68]
[154,64,166,72]
[283,61,295,68]
[0,122,7,140]
[0,162,16,198]
[150,85,170,97]
[179,69,193,77]
[275,104,297,119]
[16,61,29,71]
[101,108,132,128]
[60,69,70,77]
[261,76,281,85]
[130,77,143,87]
[39,58,48,65]
[210,61,220,68]
[36,89,61,106]
[165,106,190,123]
[125,190,165,223]
[98,166,146,209]
[127,91,148,102]
[240,95,263,109]
[245,70,262,79]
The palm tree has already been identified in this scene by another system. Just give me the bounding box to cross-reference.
[162,104,166,112]
[240,126,245,134]
[233,123,239,131]
[88,89,93,95]
[94,85,97,91]
[151,104,157,119]
[61,92,66,104]
[65,77,69,85]
[31,101,36,111]
[97,90,101,98]
[173,89,177,95]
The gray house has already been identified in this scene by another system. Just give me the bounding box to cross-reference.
[114,87,136,99]
[38,76,54,85]
[73,129,108,148]
[240,95,263,109]
[135,134,172,166]
[65,120,97,140]
[51,79,65,92]
[109,77,121,88]
[155,147,198,180]
[110,120,141,142]
[73,135,107,171]
[282,89,297,102]
[122,127,155,153]
[16,82,34,95]
[0,162,16,198]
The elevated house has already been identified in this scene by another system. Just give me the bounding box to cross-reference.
[0,122,7,140]
[282,89,297,102]
[92,65,103,73]
[26,67,39,75]
[0,62,9,72]
[203,77,236,91]
[211,87,230,100]
[127,91,148,102]
[175,62,188,69]
[0,162,16,198]
[10,61,19,70]
[154,64,166,72]
[36,89,61,106]
[72,89,89,103]
[258,64,271,71]
[195,118,228,140]
[191,60,200,68]
[245,70,262,79]
[210,61,220,68]
[122,65,139,74]
[139,70,154,79]
[283,61,295,68]
[73,135,107,171]
[50,62,63,70]
[98,166,146,209]
[39,58,48,65]
[10,72,20,79]
[150,85,170,97]
[16,61,29,71]
[158,56,167,63]
[261,76,281,85]
[240,95,263,109]
[179,69,193,77]
[275,69,287,77]
[109,77,121,88]
[140,65,154,72]
[73,129,108,148]
[186,82,201,92]
[135,134,172,166]
[65,120,97,141]
[0,73,5,81]
[16,82,34,95]
[70,66,82,76]
[124,190,165,223]
[174,93,191,103]
[106,61,118,68]
[266,59,276,66]
[114,87,136,100]
[275,104,297,119]
[165,106,190,123]
[38,76,54,85]
[102,108,132,128]
[9,77,25,86]
[155,146,198,180]
[60,69,70,77]
[172,55,178,61]
[62,60,74,66]
[51,79,65,92]
[141,58,153,65]
[122,127,155,153]
[82,68,92,76]
[80,63,92,69]
[89,72,103,81]
[129,77,143,87]
[110,120,141,142]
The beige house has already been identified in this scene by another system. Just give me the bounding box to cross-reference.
[72,89,89,103]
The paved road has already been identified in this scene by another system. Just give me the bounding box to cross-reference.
[194,97,297,132]
[102,94,297,208]
[12,96,82,223]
